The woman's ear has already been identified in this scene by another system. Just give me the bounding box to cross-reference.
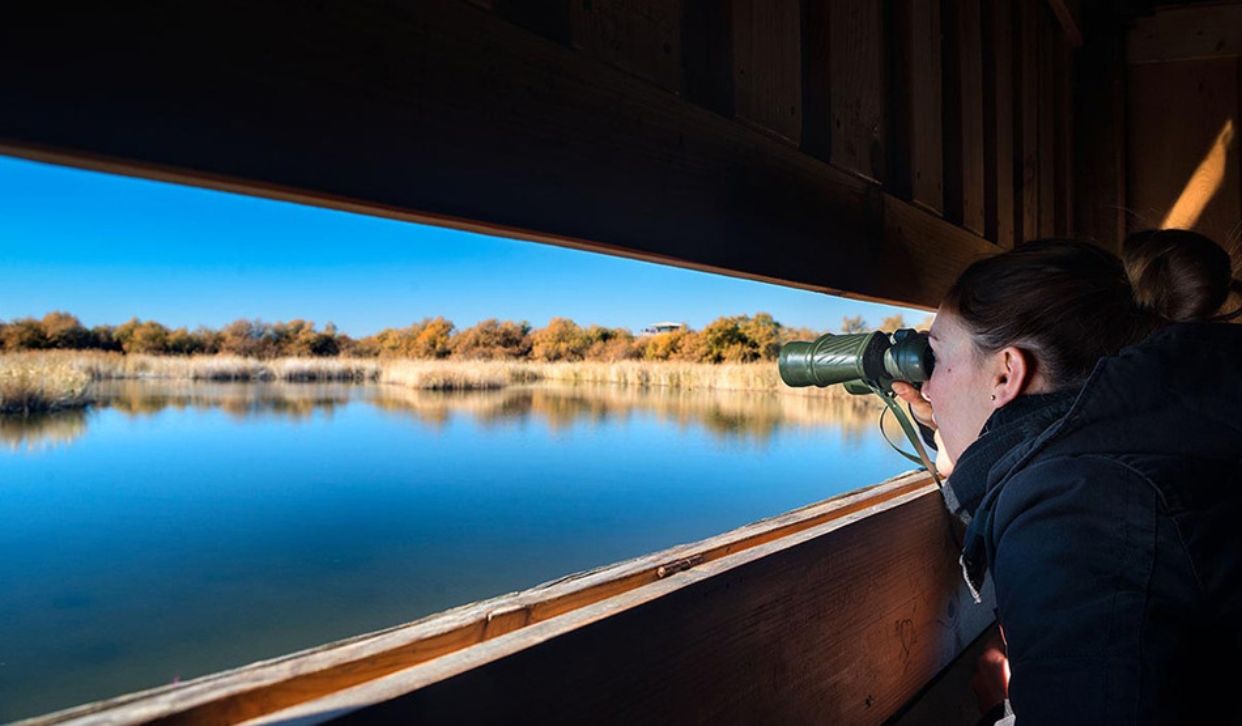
[990,346,1032,407]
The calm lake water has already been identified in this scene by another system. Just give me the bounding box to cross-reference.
[0,380,913,720]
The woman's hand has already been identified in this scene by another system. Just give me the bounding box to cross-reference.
[891,381,935,430]
[891,381,956,477]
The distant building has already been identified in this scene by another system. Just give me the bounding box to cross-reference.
[641,321,684,335]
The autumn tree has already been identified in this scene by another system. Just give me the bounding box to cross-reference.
[840,315,870,333]
[40,312,92,349]
[879,314,907,331]
[531,318,590,361]
[450,319,532,359]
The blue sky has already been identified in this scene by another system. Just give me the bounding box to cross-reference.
[0,155,924,337]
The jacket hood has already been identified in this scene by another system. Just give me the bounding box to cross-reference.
[946,322,1242,601]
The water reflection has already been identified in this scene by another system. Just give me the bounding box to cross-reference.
[6,380,883,450]
[0,408,88,451]
[0,378,906,721]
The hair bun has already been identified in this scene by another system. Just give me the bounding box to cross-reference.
[1122,229,1239,323]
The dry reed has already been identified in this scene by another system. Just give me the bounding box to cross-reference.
[0,352,867,400]
[0,354,93,414]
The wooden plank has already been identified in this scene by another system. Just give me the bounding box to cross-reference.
[1128,4,1242,64]
[881,194,999,306]
[245,484,995,726]
[1044,0,1082,47]
[20,473,995,724]
[887,0,944,213]
[1072,7,1126,253]
[495,0,572,44]
[983,0,1016,247]
[681,0,734,114]
[1055,38,1074,237]
[800,0,832,162]
[1017,0,1040,243]
[890,623,1004,725]
[828,0,886,181]
[943,0,986,235]
[731,0,802,144]
[1038,7,1058,238]
[1126,58,1242,248]
[569,0,682,94]
[911,0,944,214]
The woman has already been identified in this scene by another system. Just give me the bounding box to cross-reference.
[890,230,1242,724]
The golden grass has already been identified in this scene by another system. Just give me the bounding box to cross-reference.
[0,354,92,414]
[25,351,380,382]
[0,352,866,401]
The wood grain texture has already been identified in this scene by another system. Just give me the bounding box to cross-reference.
[1072,6,1126,252]
[1044,0,1082,47]
[983,0,1016,248]
[242,485,995,726]
[681,0,734,114]
[1017,0,1041,243]
[1038,7,1058,238]
[1055,38,1074,236]
[495,0,572,43]
[731,0,802,144]
[910,0,945,213]
[1126,58,1242,248]
[881,194,998,305]
[829,0,886,181]
[800,0,832,161]
[1128,3,1242,64]
[943,0,986,235]
[570,0,682,93]
[889,623,1003,726]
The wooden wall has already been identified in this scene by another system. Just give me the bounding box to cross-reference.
[1125,3,1242,262]
[0,0,1080,311]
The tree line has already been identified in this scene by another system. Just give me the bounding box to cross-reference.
[0,311,924,363]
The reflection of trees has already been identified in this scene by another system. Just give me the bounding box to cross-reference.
[370,384,881,443]
[2,381,886,450]
[0,409,88,451]
[94,381,355,421]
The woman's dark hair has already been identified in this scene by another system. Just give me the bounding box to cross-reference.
[941,232,1240,389]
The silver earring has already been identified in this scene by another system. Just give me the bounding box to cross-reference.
[991,394,996,401]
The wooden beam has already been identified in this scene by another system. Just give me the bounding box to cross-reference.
[888,0,945,214]
[1128,4,1242,64]
[983,0,1016,248]
[800,0,833,162]
[570,0,683,95]
[1045,0,1083,47]
[1055,38,1075,237]
[1072,4,1127,253]
[1038,7,1059,238]
[682,0,734,114]
[828,0,887,182]
[0,1,991,310]
[1017,0,1041,244]
[731,0,803,145]
[21,472,994,724]
[943,0,987,235]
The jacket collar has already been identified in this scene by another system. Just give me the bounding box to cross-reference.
[939,388,1080,527]
[943,387,1081,602]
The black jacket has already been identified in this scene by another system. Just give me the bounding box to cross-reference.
[941,322,1242,724]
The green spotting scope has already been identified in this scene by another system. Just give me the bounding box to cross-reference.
[778,328,934,395]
